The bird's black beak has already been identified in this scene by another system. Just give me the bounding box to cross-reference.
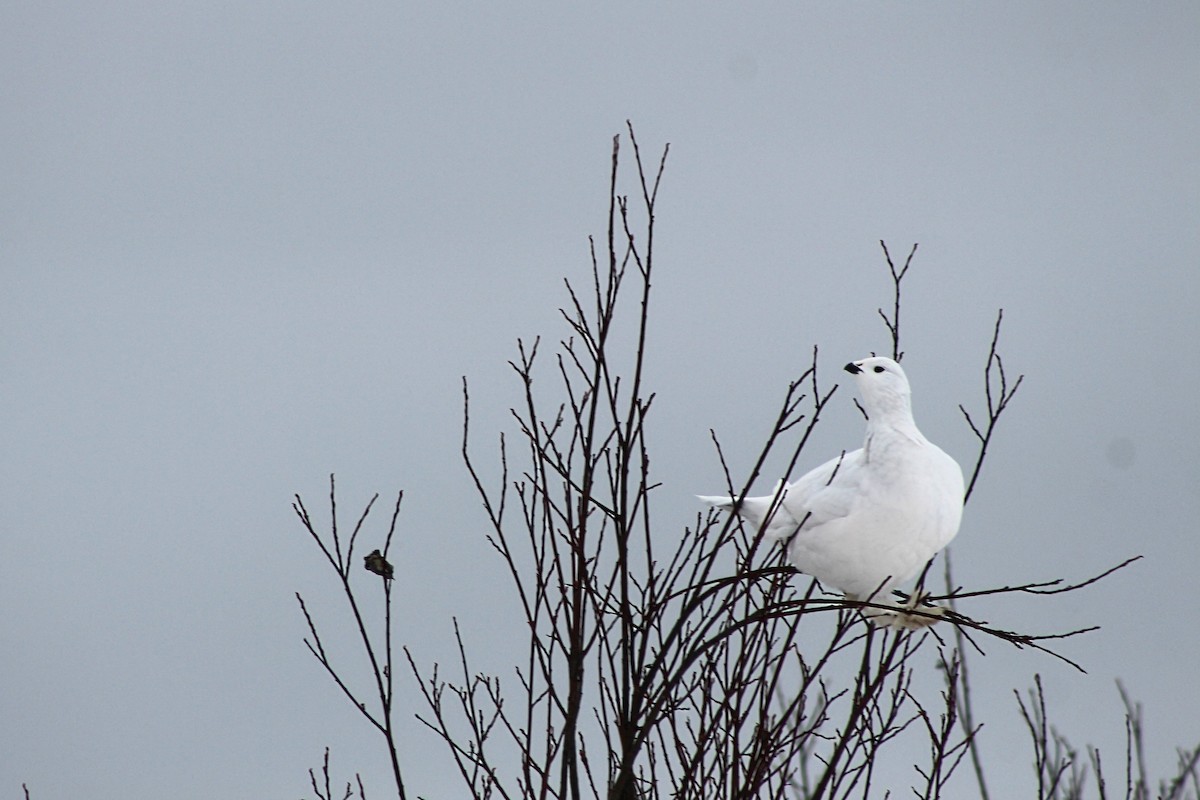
[844,362,862,374]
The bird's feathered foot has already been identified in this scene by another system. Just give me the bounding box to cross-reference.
[847,591,945,630]
[885,590,946,630]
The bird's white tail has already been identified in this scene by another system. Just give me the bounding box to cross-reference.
[696,481,793,539]
[696,480,784,512]
[696,494,734,509]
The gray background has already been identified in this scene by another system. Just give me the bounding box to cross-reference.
[3,3,1197,797]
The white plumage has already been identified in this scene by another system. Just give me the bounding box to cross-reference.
[699,356,964,627]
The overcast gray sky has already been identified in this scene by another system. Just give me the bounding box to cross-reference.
[3,3,1198,798]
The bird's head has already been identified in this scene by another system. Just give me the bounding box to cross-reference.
[844,357,913,420]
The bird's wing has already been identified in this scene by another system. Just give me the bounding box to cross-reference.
[779,448,868,530]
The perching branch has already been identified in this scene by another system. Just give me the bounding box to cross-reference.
[294,476,409,800]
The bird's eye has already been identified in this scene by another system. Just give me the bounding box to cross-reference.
[873,366,885,373]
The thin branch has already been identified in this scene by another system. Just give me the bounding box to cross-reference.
[876,240,917,362]
[960,309,1025,504]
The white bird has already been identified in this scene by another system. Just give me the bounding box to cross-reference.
[698,356,964,628]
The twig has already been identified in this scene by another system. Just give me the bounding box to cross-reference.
[943,551,990,800]
[960,310,1024,504]
[876,240,917,362]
